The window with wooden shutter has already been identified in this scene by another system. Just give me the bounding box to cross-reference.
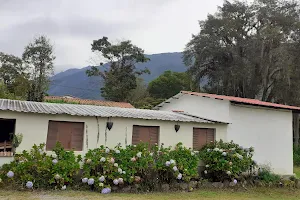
[193,128,215,150]
[132,125,159,146]
[46,121,84,151]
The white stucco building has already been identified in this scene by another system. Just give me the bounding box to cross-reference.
[0,98,227,166]
[0,91,298,175]
[154,91,300,175]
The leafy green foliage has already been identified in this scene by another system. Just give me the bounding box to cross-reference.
[86,37,150,102]
[148,71,193,99]
[293,146,300,166]
[23,35,55,102]
[81,143,199,191]
[0,143,81,189]
[0,52,29,99]
[199,140,255,181]
[258,167,280,183]
[184,0,300,105]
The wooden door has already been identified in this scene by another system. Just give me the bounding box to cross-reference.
[46,121,84,151]
[132,125,159,146]
[193,128,215,150]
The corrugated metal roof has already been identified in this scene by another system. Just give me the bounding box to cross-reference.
[0,99,214,123]
[44,96,134,108]
[181,91,300,111]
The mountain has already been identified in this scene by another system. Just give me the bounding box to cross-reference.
[48,52,187,100]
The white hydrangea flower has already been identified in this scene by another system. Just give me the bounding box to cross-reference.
[113,179,119,185]
[88,178,94,185]
[82,178,88,183]
[226,171,231,175]
[99,176,105,182]
[214,148,220,151]
[114,163,118,167]
[177,173,182,180]
[173,166,178,171]
[205,164,209,168]
[219,149,223,153]
[191,152,195,156]
[204,170,208,174]
[149,152,153,156]
[100,157,106,162]
[122,171,126,174]
[52,159,58,164]
[54,174,61,180]
[26,181,33,189]
[99,183,104,187]
[115,149,120,154]
[7,171,14,178]
[207,148,211,152]
[52,154,57,159]
[105,148,110,153]
[222,152,227,156]
[165,161,171,166]
[170,159,176,164]
[118,178,124,184]
[136,152,142,158]
[118,168,123,174]
[133,145,136,147]
[61,185,66,190]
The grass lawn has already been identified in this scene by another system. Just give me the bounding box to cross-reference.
[1,188,300,200]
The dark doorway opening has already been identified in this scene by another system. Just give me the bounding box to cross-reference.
[0,118,16,153]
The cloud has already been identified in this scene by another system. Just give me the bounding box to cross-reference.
[0,0,223,70]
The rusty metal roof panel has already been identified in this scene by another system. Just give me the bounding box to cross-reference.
[0,99,214,123]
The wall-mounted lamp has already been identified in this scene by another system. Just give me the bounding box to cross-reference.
[106,118,113,131]
[174,122,180,132]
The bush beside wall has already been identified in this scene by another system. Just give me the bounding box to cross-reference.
[0,141,258,192]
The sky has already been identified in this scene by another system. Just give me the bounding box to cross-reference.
[0,0,224,73]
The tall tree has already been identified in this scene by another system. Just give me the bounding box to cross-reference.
[0,52,30,99]
[86,37,149,102]
[22,36,55,102]
[184,0,300,104]
[148,70,193,99]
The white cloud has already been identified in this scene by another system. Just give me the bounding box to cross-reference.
[0,0,223,72]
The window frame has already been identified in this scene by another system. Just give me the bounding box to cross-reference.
[46,120,84,151]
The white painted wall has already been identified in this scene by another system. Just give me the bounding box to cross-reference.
[228,104,293,175]
[0,111,227,165]
[157,94,231,123]
[158,94,293,175]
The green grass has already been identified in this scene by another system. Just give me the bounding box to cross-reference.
[1,188,300,200]
[295,166,300,178]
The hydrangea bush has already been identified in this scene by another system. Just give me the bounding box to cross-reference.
[199,140,256,181]
[0,143,81,189]
[0,140,257,192]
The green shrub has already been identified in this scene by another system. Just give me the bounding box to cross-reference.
[293,146,300,166]
[199,140,255,181]
[257,167,280,183]
[0,143,81,189]
[81,143,198,191]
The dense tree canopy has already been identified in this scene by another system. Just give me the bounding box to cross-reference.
[86,37,150,102]
[23,36,55,102]
[184,0,300,105]
[148,70,192,99]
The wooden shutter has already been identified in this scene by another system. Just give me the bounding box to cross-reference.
[46,121,59,150]
[132,125,159,146]
[149,127,159,145]
[70,122,84,151]
[193,128,215,150]
[46,121,84,151]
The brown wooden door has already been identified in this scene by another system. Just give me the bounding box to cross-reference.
[132,125,159,146]
[46,121,84,151]
[193,128,215,150]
